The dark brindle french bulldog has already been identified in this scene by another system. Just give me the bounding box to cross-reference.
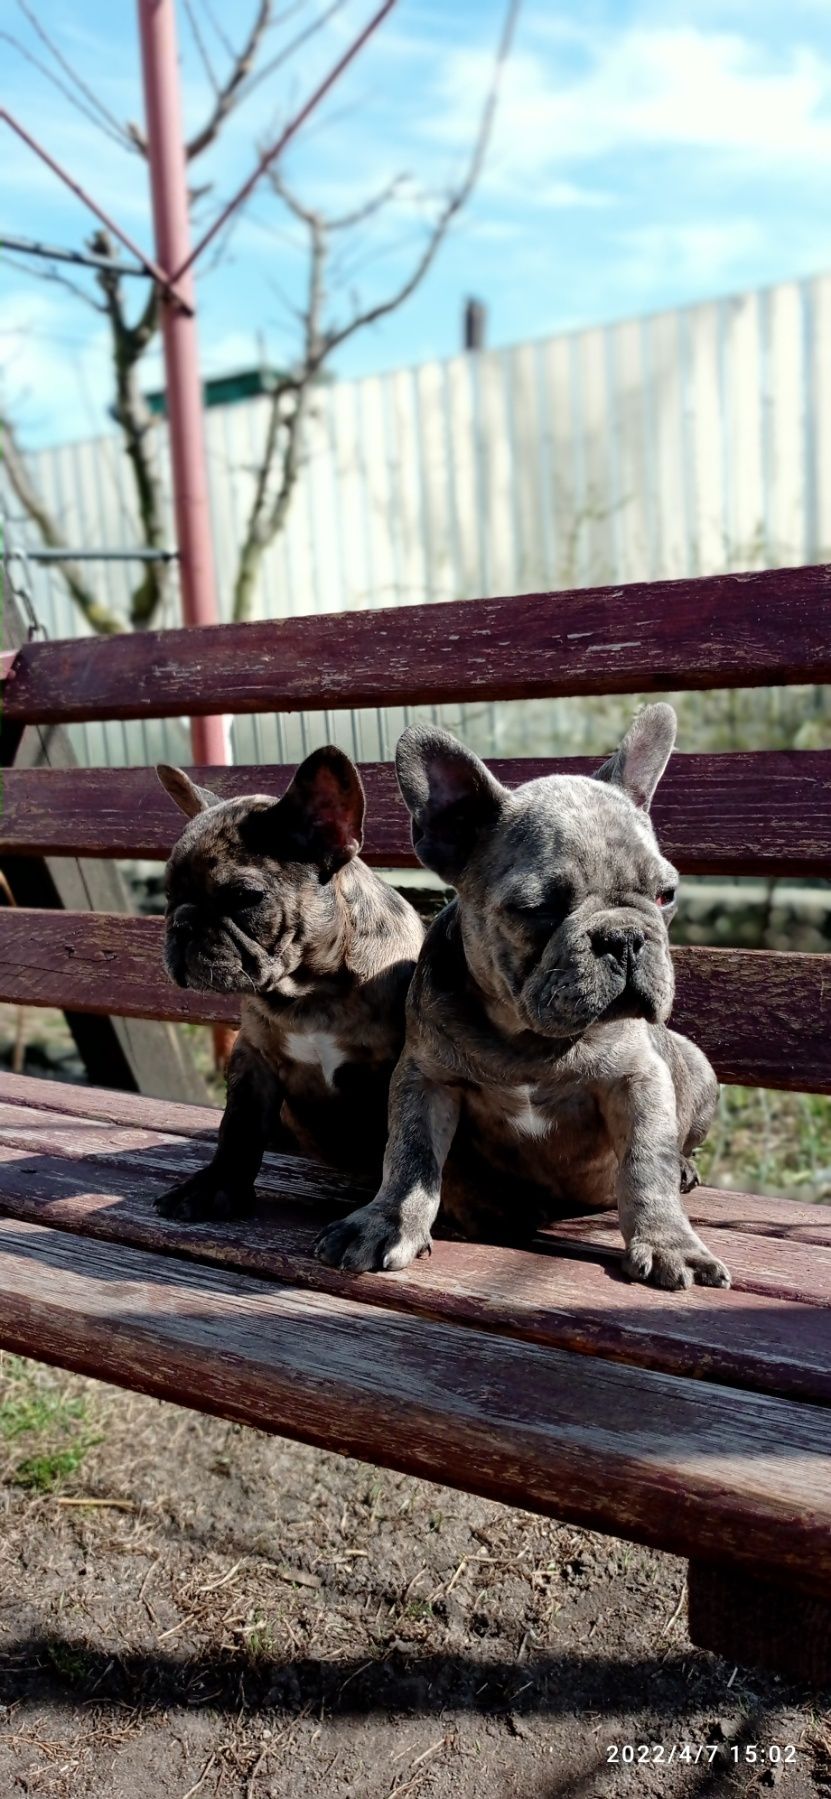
[155,748,424,1220]
[315,704,729,1290]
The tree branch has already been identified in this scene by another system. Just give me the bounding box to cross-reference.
[195,0,237,63]
[183,0,221,96]
[317,0,521,366]
[1,250,106,314]
[185,0,274,160]
[232,0,520,617]
[232,0,350,112]
[327,175,410,232]
[0,27,134,150]
[13,0,137,148]
[0,412,123,634]
[88,232,170,630]
[232,198,324,620]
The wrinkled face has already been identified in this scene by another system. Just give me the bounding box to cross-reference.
[457,778,678,1037]
[158,747,365,999]
[395,703,681,1043]
[164,800,342,997]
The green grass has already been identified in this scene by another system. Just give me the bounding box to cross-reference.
[0,1357,101,1492]
[245,1617,276,1661]
[700,1086,831,1200]
[0,1385,87,1443]
[13,1445,97,1493]
[403,1598,434,1622]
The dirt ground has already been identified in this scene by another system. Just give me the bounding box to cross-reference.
[0,1358,828,1799]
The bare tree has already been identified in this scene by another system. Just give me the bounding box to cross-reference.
[234,0,519,621]
[2,0,519,632]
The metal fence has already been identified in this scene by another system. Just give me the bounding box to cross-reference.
[4,268,831,769]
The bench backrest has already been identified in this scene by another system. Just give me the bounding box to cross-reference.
[1,562,830,1094]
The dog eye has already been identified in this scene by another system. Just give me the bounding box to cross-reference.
[224,885,265,912]
[656,885,677,908]
[507,894,570,930]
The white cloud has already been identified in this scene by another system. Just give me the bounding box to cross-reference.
[536,179,611,209]
[432,25,831,184]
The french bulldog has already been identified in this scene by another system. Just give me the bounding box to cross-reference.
[155,747,424,1221]
[314,705,730,1291]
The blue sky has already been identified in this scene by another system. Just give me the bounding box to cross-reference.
[3,0,831,444]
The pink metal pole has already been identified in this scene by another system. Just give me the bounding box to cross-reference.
[137,0,227,767]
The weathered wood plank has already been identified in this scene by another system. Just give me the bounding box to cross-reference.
[3,1074,830,1244]
[0,1213,830,1590]
[0,1136,827,1403]
[0,588,209,1104]
[0,1069,222,1140]
[3,1097,831,1306]
[684,1190,831,1247]
[641,1191,831,1254]
[0,1101,362,1213]
[543,1188,831,1251]
[539,1212,831,1300]
[0,1112,829,1403]
[4,1064,831,1230]
[3,564,830,723]
[669,945,831,1091]
[0,1070,221,1139]
[0,918,826,1090]
[2,752,830,877]
[0,911,237,1025]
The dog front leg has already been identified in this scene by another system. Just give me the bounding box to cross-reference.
[602,1062,730,1291]
[314,1056,459,1272]
[156,1043,282,1222]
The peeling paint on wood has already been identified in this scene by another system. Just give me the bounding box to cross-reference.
[1,752,830,877]
[0,916,826,1091]
[0,1212,830,1591]
[3,564,831,723]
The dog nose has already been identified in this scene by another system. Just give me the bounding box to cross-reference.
[590,926,645,967]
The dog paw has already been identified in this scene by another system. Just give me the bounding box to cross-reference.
[623,1231,730,1291]
[155,1174,256,1223]
[679,1153,701,1195]
[313,1204,432,1273]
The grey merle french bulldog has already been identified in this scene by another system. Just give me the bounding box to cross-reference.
[315,704,729,1291]
[156,747,424,1220]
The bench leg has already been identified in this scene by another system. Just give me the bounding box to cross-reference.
[688,1560,831,1683]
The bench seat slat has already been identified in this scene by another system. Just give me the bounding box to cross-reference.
[0,914,826,1091]
[3,1071,830,1238]
[0,1211,830,1591]
[1,1098,831,1308]
[2,752,830,876]
[0,1069,223,1138]
[0,1100,829,1404]
[1,1094,830,1303]
[3,563,830,724]
[541,1211,831,1289]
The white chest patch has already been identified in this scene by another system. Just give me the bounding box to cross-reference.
[284,1030,344,1089]
[506,1087,551,1140]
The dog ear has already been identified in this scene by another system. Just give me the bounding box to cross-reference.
[395,725,505,884]
[157,764,222,818]
[246,747,365,880]
[594,704,677,812]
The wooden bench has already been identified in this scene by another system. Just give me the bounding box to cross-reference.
[1,560,830,1684]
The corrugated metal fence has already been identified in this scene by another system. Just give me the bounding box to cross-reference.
[4,270,831,769]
